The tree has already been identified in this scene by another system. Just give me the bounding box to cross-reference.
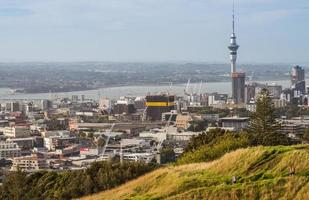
[187,120,207,132]
[83,174,94,195]
[178,132,249,165]
[87,132,94,139]
[1,169,28,200]
[97,137,106,147]
[0,161,156,200]
[159,147,176,164]
[78,131,86,138]
[247,88,289,146]
[184,128,226,152]
[303,128,309,143]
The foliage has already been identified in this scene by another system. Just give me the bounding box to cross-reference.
[87,132,94,139]
[96,137,106,147]
[80,116,109,123]
[195,106,230,118]
[273,104,309,119]
[177,132,250,165]
[159,147,176,164]
[191,106,250,118]
[247,88,290,146]
[303,128,309,143]
[187,120,207,132]
[184,128,226,152]
[0,168,28,200]
[234,108,251,117]
[78,131,87,138]
[0,161,156,200]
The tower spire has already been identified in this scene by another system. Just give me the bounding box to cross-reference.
[232,0,235,34]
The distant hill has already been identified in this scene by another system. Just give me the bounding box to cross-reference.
[79,145,309,200]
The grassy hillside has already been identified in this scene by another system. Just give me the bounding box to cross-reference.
[79,145,309,200]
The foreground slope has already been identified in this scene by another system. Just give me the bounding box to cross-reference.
[79,145,309,200]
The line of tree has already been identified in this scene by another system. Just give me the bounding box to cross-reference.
[0,161,157,200]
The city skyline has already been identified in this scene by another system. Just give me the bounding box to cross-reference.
[0,0,308,63]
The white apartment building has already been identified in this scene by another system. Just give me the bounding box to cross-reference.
[11,155,48,171]
[1,126,31,138]
[0,141,21,158]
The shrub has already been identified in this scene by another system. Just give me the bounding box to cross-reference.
[178,133,249,165]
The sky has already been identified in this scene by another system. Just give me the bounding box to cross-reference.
[0,0,308,63]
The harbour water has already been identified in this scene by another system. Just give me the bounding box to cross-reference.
[0,79,299,100]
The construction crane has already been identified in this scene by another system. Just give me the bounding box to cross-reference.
[169,82,173,93]
[100,123,116,157]
[198,81,203,96]
[156,112,174,151]
[184,79,191,96]
[142,106,148,122]
[193,83,197,95]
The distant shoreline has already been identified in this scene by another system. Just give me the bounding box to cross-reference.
[9,78,293,95]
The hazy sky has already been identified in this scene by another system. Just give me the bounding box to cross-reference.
[0,0,308,63]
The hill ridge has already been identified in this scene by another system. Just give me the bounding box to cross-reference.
[79,145,309,200]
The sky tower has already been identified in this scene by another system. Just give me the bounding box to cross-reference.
[228,2,239,73]
[228,1,245,104]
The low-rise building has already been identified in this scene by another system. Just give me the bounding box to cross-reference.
[80,147,99,156]
[44,135,76,150]
[175,114,193,129]
[113,99,136,115]
[1,126,31,138]
[162,110,178,122]
[220,117,249,131]
[7,137,34,150]
[281,123,304,140]
[75,111,98,117]
[167,131,201,141]
[41,130,70,138]
[202,114,220,122]
[7,137,44,150]
[272,99,288,108]
[123,153,154,163]
[0,141,21,158]
[246,102,256,112]
[11,155,48,171]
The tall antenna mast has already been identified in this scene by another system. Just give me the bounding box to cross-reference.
[232,0,235,34]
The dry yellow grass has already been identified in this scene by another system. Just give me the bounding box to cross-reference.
[78,145,309,200]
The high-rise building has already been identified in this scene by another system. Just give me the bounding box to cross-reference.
[23,102,33,115]
[232,72,245,104]
[145,94,175,121]
[71,95,79,104]
[12,102,20,112]
[228,4,245,104]
[40,99,52,111]
[245,82,257,103]
[291,65,305,95]
[291,65,305,85]
[81,95,85,102]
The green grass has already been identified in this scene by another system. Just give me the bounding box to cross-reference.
[79,145,309,200]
